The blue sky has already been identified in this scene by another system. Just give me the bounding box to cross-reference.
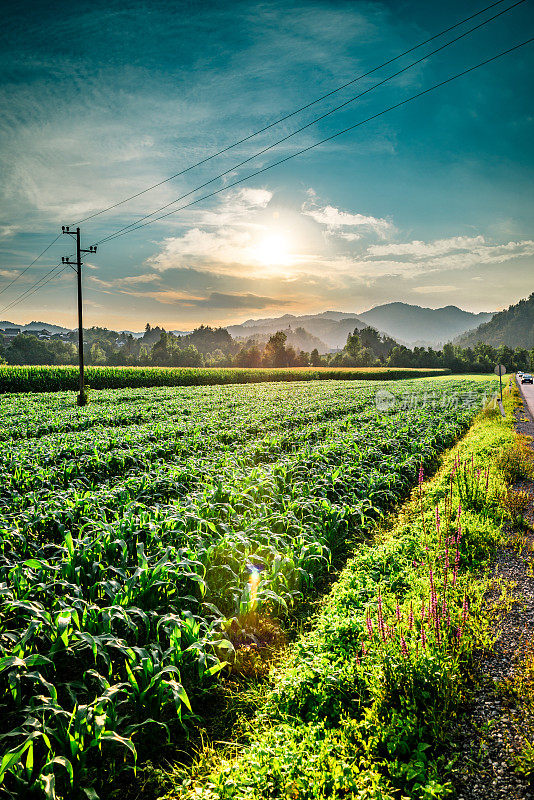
[0,0,533,330]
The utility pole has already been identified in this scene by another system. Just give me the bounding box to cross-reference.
[61,226,97,406]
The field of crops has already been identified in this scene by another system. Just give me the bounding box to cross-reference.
[0,364,450,393]
[0,376,497,798]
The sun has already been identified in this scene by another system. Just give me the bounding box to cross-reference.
[254,232,292,266]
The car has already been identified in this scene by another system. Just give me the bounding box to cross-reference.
[521,373,533,384]
[517,371,524,377]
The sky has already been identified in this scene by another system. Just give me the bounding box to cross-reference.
[0,0,533,331]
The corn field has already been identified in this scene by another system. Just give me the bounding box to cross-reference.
[0,365,449,393]
[0,376,496,798]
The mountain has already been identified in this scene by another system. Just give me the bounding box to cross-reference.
[0,320,71,334]
[227,311,368,350]
[357,303,494,346]
[456,293,534,349]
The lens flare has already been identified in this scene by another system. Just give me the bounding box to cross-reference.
[249,567,260,612]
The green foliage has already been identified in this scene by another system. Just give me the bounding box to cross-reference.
[0,377,499,797]
[176,392,515,800]
[495,436,534,483]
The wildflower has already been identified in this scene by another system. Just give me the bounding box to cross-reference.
[395,601,401,623]
[408,602,414,631]
[400,634,408,658]
[377,592,386,642]
[365,612,373,638]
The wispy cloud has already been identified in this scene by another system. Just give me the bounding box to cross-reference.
[302,191,393,238]
[364,236,534,274]
[413,284,458,294]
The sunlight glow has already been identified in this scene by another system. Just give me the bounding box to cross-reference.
[253,232,292,266]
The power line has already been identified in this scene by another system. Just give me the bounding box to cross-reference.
[97,36,534,246]
[72,0,521,228]
[0,234,62,297]
[93,0,525,246]
[0,265,68,316]
[0,253,74,316]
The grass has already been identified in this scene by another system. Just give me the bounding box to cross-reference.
[166,383,518,800]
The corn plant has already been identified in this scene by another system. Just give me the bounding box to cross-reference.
[0,376,499,797]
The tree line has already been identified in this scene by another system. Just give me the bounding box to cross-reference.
[1,322,534,374]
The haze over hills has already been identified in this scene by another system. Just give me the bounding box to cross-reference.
[357,303,494,346]
[456,293,534,349]
[226,304,495,349]
[227,312,369,350]
[2,302,498,350]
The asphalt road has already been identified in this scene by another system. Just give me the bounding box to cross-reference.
[517,377,534,418]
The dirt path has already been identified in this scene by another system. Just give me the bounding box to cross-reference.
[450,391,534,800]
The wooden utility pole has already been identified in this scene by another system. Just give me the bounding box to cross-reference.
[61,226,97,406]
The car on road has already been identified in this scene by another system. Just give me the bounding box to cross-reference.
[517,371,524,378]
[521,373,533,384]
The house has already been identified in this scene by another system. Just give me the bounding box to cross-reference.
[1,327,21,339]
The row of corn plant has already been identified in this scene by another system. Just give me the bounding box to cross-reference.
[0,366,450,394]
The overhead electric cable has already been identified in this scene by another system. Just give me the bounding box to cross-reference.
[94,0,525,245]
[0,234,62,297]
[0,255,73,315]
[0,265,69,316]
[96,36,534,247]
[71,0,522,227]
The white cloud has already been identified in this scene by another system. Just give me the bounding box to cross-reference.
[302,201,393,238]
[151,227,257,272]
[0,225,20,239]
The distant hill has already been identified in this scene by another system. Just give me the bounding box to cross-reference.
[456,293,534,349]
[358,303,494,346]
[0,320,71,334]
[227,311,368,350]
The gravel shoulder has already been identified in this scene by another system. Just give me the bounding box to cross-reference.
[450,387,534,800]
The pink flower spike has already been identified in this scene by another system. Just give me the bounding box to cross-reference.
[400,634,408,658]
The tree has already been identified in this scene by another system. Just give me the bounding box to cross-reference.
[263,331,288,367]
[235,345,262,368]
[150,331,177,366]
[310,348,321,367]
[90,342,107,365]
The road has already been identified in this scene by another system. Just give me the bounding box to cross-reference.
[517,377,534,419]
